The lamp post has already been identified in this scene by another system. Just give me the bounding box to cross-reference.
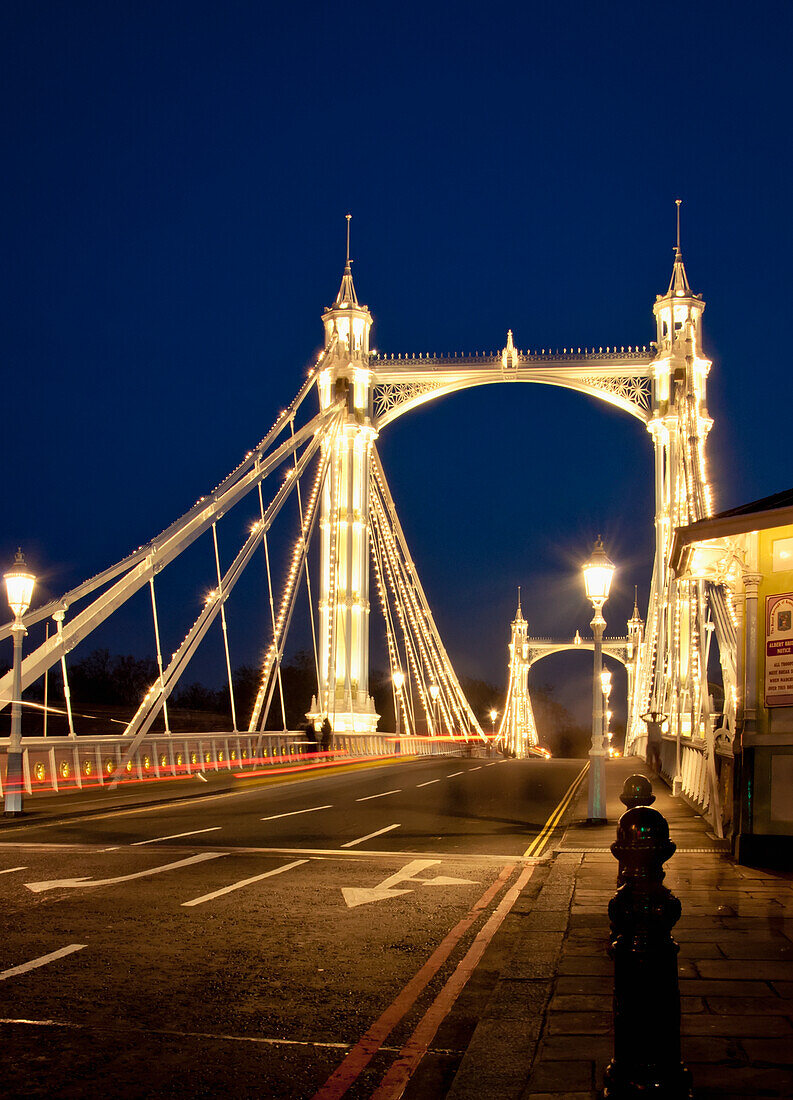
[4,550,35,817]
[583,537,615,824]
[393,670,405,752]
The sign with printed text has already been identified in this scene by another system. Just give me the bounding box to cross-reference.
[766,592,793,707]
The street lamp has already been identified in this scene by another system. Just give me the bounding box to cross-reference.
[583,537,615,823]
[393,670,405,749]
[4,549,35,816]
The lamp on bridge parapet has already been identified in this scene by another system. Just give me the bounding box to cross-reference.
[583,537,615,824]
[488,708,498,744]
[4,549,36,816]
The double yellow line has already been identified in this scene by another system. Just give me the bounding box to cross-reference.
[523,761,590,858]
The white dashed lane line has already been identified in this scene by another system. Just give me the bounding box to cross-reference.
[132,827,222,846]
[0,866,27,875]
[341,824,401,849]
[0,945,86,982]
[416,780,439,788]
[261,805,332,822]
[182,859,309,908]
[447,771,464,778]
[355,790,401,802]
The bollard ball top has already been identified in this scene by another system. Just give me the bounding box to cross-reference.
[620,774,655,808]
[612,806,675,865]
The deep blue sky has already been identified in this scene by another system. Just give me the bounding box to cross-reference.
[2,1,791,726]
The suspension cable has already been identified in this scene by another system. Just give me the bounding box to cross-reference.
[212,522,238,731]
[258,481,288,732]
[290,417,322,717]
[149,578,171,735]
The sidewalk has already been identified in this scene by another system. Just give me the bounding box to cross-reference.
[450,757,793,1099]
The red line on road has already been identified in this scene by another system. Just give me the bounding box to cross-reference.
[370,863,536,1099]
[311,862,516,1100]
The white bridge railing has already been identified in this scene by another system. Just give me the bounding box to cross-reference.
[0,732,466,798]
[632,733,731,838]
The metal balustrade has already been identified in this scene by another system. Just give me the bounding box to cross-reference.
[0,732,468,797]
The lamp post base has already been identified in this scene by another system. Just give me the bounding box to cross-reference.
[3,750,24,815]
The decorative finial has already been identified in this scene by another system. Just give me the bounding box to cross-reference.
[517,585,521,613]
[675,199,682,254]
[345,214,352,268]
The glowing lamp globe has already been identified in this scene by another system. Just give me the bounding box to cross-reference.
[4,549,35,620]
[583,538,615,605]
[489,708,498,723]
[393,670,405,690]
[601,670,612,693]
[429,684,440,702]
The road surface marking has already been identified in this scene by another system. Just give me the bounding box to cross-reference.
[485,762,498,767]
[469,766,482,771]
[447,771,464,778]
[132,827,222,846]
[313,863,516,1099]
[24,851,226,893]
[261,805,332,822]
[355,790,401,802]
[341,824,400,848]
[523,762,589,858]
[342,860,480,908]
[99,847,119,852]
[370,864,535,1099]
[415,780,439,788]
[0,866,26,875]
[0,945,86,982]
[182,858,309,907]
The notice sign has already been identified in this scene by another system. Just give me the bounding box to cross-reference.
[766,592,793,707]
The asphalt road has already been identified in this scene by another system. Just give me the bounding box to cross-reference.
[0,754,586,1098]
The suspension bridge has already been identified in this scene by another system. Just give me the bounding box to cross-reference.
[0,219,737,833]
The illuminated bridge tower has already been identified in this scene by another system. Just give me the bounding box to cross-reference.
[312,233,379,734]
[627,204,736,756]
[498,592,539,757]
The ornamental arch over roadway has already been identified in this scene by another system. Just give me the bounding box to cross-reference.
[370,340,654,430]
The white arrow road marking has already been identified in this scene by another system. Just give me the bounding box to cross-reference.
[342,860,480,908]
[0,944,86,981]
[24,851,226,893]
[182,858,309,907]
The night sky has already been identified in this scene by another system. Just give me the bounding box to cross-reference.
[2,2,791,729]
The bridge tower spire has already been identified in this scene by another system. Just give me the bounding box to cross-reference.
[498,593,539,757]
[627,202,727,757]
[312,217,379,734]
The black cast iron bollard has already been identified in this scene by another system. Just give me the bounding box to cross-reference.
[602,777,693,1099]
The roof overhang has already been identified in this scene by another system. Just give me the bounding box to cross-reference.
[670,504,793,577]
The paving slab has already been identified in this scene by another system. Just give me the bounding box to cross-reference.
[446,756,793,1099]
